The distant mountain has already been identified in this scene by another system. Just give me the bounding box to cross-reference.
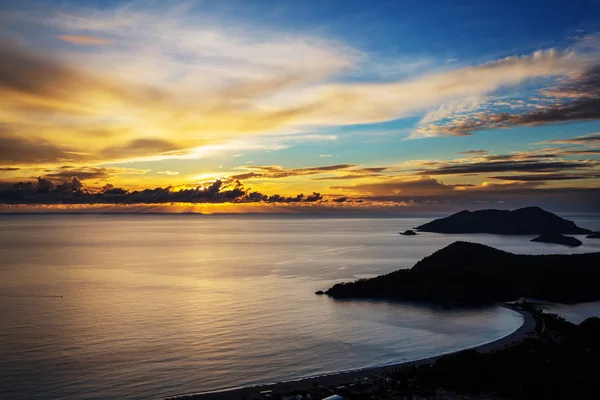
[415,206,591,234]
[588,232,600,239]
[531,233,582,247]
[323,241,600,305]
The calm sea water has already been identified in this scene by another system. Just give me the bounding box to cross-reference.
[1,214,600,400]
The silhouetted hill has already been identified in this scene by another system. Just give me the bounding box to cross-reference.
[415,206,591,234]
[397,310,600,400]
[324,241,600,305]
[531,233,582,247]
[588,232,600,239]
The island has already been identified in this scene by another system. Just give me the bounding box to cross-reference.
[399,229,418,236]
[415,206,591,234]
[588,232,600,239]
[322,241,600,305]
[531,233,583,247]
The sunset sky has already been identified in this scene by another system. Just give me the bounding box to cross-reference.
[1,0,600,212]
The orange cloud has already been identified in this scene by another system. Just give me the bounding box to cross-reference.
[57,35,114,46]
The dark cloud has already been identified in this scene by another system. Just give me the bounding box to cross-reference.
[296,164,356,172]
[559,149,600,156]
[264,192,323,203]
[229,172,262,180]
[311,174,380,181]
[55,177,84,192]
[483,153,558,161]
[458,150,489,156]
[0,167,20,172]
[489,174,598,181]
[360,167,389,173]
[416,160,594,175]
[0,177,325,205]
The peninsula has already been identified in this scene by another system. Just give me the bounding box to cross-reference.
[323,241,600,305]
[415,206,591,234]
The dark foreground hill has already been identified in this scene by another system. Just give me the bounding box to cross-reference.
[388,308,600,400]
[415,206,591,234]
[324,241,600,305]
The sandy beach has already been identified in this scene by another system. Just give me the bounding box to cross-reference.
[163,306,535,400]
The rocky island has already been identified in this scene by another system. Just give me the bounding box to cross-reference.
[415,206,591,235]
[531,233,583,247]
[587,232,600,239]
[399,229,418,236]
[323,241,600,305]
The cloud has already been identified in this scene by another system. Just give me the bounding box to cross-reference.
[229,164,392,181]
[0,167,20,172]
[225,150,599,193]
[55,176,84,192]
[0,133,86,164]
[100,138,186,160]
[46,167,111,180]
[538,133,600,146]
[329,175,600,211]
[489,173,598,181]
[319,154,332,158]
[57,35,114,46]
[332,177,452,196]
[158,171,180,176]
[44,166,150,181]
[230,164,357,180]
[0,41,158,115]
[391,149,600,187]
[0,177,324,205]
[416,64,600,137]
[1,5,593,170]
[415,159,594,175]
[458,150,489,156]
[311,174,378,181]
[304,49,585,127]
[2,1,600,202]
[559,149,600,155]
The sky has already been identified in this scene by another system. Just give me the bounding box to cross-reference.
[1,0,600,213]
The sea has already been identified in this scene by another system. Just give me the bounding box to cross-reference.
[1,214,600,400]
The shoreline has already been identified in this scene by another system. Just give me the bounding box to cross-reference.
[162,306,535,400]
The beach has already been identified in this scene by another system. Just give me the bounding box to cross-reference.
[163,306,535,400]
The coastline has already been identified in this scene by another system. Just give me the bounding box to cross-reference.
[162,306,535,400]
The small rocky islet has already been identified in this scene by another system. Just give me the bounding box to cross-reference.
[531,233,583,247]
